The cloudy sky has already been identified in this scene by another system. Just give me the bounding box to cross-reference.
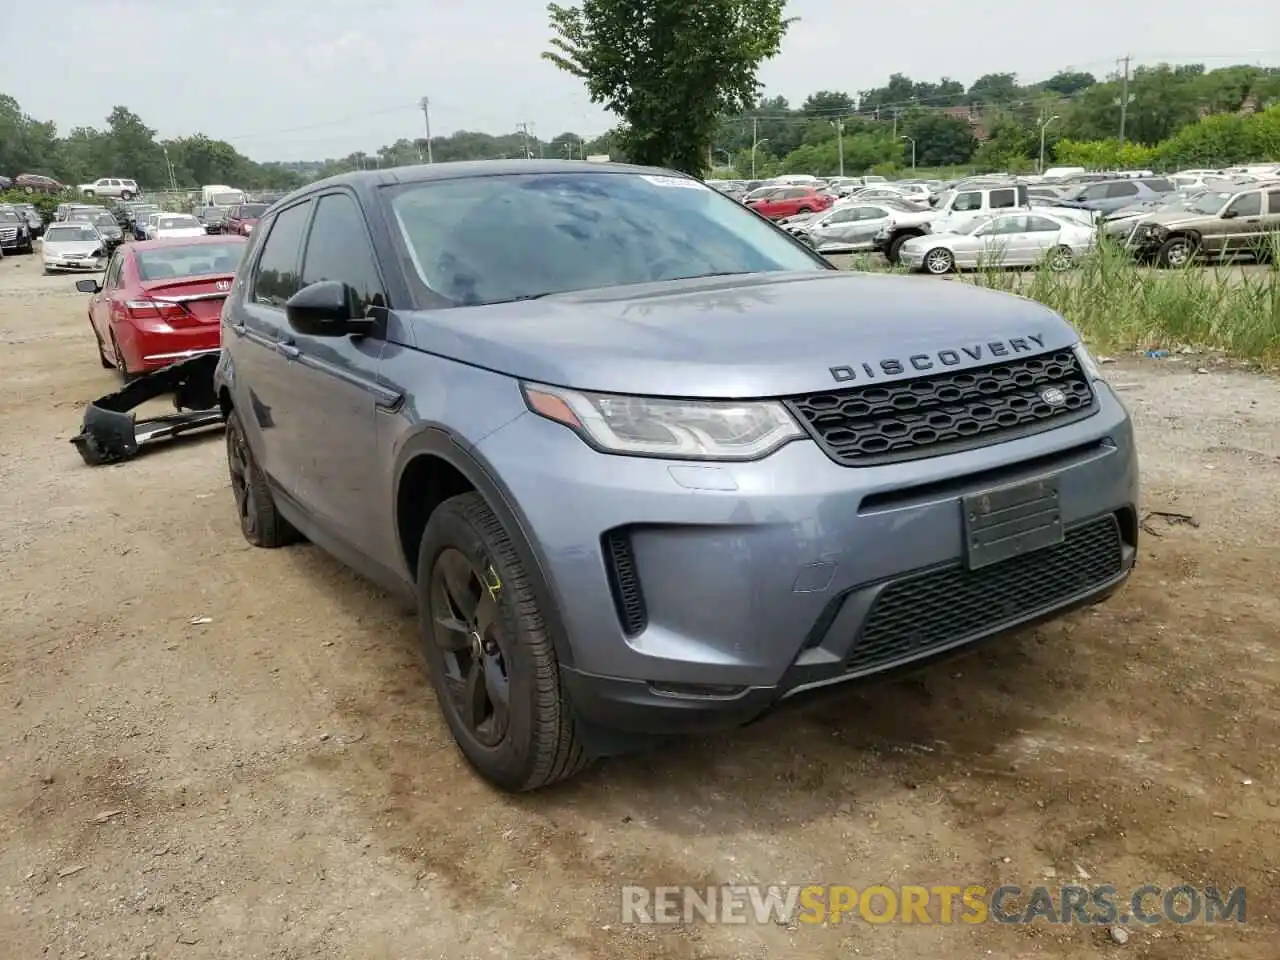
[3,0,1275,161]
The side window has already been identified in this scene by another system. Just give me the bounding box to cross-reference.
[1268,191,1280,214]
[953,191,982,211]
[1145,178,1174,192]
[299,193,386,313]
[252,201,313,308]
[827,207,858,223]
[860,206,889,220]
[988,216,1024,235]
[1025,216,1061,232]
[989,188,1017,209]
[102,252,125,289]
[1105,182,1139,198]
[1225,192,1261,217]
[1079,184,1109,201]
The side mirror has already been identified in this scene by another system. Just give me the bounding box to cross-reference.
[284,280,373,337]
[76,279,101,294]
[1220,208,1237,219]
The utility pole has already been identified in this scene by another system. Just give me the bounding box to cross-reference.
[517,122,532,159]
[892,107,900,140]
[751,117,759,177]
[832,117,844,177]
[1038,112,1059,174]
[419,97,434,162]
[1115,56,1134,147]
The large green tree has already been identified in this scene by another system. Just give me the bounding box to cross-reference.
[543,0,794,173]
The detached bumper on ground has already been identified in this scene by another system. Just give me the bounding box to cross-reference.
[70,353,224,466]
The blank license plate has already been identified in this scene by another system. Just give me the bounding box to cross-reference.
[962,476,1063,570]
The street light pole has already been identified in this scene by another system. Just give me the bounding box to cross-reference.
[900,135,915,170]
[751,138,769,179]
[1038,114,1059,174]
[832,117,844,176]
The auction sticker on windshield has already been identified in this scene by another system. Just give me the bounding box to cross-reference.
[640,175,707,189]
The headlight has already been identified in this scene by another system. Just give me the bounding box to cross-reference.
[1073,342,1106,382]
[521,382,804,460]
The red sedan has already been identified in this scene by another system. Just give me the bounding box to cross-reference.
[222,202,269,237]
[746,186,834,220]
[77,236,248,377]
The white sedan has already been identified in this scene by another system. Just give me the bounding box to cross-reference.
[899,212,1096,275]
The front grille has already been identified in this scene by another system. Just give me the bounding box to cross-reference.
[845,515,1122,676]
[0,227,17,241]
[787,349,1096,466]
[603,529,647,636]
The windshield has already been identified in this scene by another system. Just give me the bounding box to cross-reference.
[45,225,98,242]
[0,211,19,223]
[212,192,243,206]
[159,216,200,228]
[235,204,268,218]
[1188,192,1230,215]
[744,187,780,201]
[201,207,224,217]
[387,171,825,306]
[93,214,118,227]
[135,241,245,280]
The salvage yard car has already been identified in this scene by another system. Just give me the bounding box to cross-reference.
[214,160,1139,792]
[77,235,247,377]
[0,207,34,254]
[41,222,105,272]
[899,212,1095,274]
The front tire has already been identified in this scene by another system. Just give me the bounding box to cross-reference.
[923,247,955,275]
[225,409,300,547]
[120,191,133,200]
[1158,235,1196,268]
[83,190,95,198]
[417,492,588,792]
[885,232,915,265]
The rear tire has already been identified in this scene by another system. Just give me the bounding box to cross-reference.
[416,492,589,791]
[109,331,138,382]
[1048,245,1073,272]
[225,409,300,548]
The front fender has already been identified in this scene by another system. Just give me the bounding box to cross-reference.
[393,426,578,668]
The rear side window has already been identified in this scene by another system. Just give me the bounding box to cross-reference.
[251,201,312,308]
[299,194,387,313]
[1144,178,1174,192]
[1268,191,1280,214]
[1105,182,1139,198]
[989,188,1017,209]
[1225,192,1261,217]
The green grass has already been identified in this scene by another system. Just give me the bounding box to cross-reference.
[847,240,1280,362]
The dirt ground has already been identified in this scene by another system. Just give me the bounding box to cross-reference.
[1,253,1278,960]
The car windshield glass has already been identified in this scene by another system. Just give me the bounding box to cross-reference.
[387,171,826,306]
[46,226,98,242]
[93,214,117,226]
[202,207,223,217]
[135,242,245,280]
[159,216,199,228]
[212,193,242,206]
[236,204,268,218]
[1188,192,1230,215]
[0,211,20,223]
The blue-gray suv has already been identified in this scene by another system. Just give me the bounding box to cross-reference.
[214,161,1139,791]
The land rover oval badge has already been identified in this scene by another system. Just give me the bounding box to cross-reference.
[1040,387,1066,407]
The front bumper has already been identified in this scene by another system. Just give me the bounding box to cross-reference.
[45,255,105,271]
[477,383,1139,734]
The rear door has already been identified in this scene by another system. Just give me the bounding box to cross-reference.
[225,198,314,491]
[1220,190,1264,258]
[90,250,125,342]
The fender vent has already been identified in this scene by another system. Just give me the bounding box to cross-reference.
[603,529,647,636]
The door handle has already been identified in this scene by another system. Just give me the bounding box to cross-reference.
[276,342,300,359]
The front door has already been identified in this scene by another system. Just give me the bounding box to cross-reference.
[1220,190,1265,259]
[228,198,315,493]
[89,250,125,349]
[282,190,396,559]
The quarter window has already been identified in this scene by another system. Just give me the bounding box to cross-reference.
[299,193,386,313]
[1105,182,1139,198]
[252,201,313,308]
[989,189,1018,209]
[1024,216,1061,232]
[1267,191,1280,214]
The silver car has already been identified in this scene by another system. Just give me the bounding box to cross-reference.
[797,202,902,253]
[899,212,1096,274]
[41,223,106,273]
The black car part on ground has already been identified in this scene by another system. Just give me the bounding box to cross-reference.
[70,353,224,466]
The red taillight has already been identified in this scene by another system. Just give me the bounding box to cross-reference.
[125,299,195,326]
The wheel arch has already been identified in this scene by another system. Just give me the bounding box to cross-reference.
[393,428,578,668]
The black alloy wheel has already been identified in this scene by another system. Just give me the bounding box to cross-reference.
[429,547,512,748]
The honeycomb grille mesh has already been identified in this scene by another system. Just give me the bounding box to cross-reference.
[846,515,1122,676]
[787,349,1096,466]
